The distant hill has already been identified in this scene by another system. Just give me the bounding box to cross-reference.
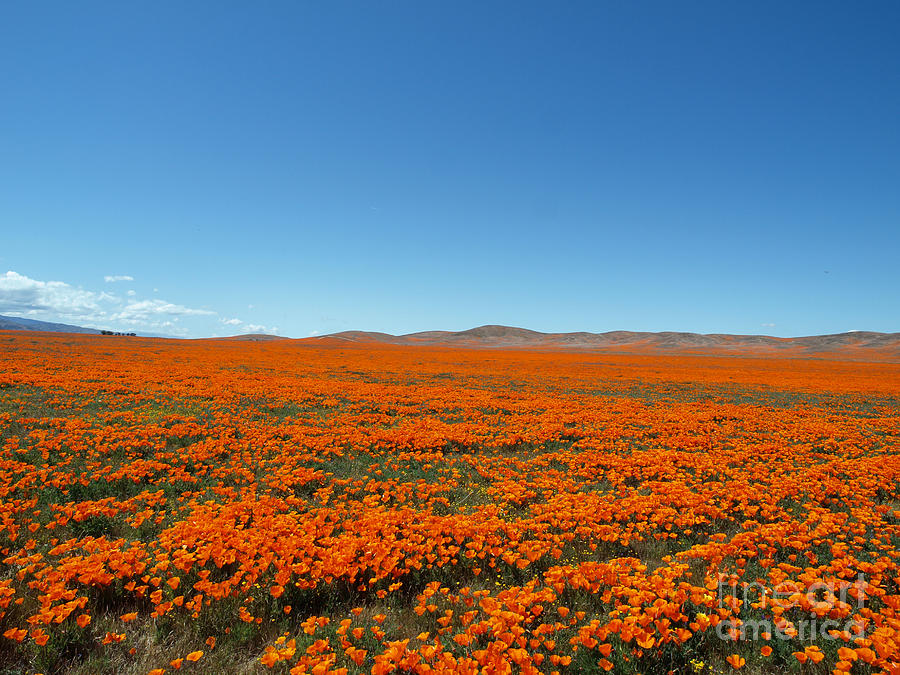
[4,315,898,359]
[213,333,288,342]
[311,324,900,359]
[0,314,102,334]
[0,314,176,338]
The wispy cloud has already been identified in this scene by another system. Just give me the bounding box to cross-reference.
[219,317,277,334]
[104,275,134,282]
[0,271,112,317]
[0,270,217,335]
[761,323,776,328]
[110,299,214,324]
[243,324,275,334]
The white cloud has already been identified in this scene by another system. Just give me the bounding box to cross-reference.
[219,316,277,334]
[761,323,776,328]
[153,320,190,337]
[1,270,269,337]
[243,324,276,334]
[110,299,214,323]
[0,270,111,317]
[104,275,134,282]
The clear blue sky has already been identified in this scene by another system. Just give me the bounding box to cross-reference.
[1,1,898,338]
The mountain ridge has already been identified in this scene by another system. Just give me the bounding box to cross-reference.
[4,314,899,358]
[0,314,103,335]
[0,314,175,338]
[312,324,900,358]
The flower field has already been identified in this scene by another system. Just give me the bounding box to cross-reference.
[1,333,899,675]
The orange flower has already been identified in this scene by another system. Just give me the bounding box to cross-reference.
[4,327,900,672]
[726,654,745,669]
[260,650,279,667]
[837,647,857,661]
[804,646,824,664]
[3,628,26,642]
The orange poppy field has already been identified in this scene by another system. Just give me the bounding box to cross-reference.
[1,332,899,674]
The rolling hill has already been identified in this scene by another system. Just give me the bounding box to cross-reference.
[0,314,102,334]
[312,324,900,359]
[4,314,898,359]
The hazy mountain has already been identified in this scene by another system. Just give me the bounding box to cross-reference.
[314,324,900,358]
[0,314,103,334]
[0,314,176,338]
[4,315,898,358]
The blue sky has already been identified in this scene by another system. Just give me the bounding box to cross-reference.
[1,1,898,338]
